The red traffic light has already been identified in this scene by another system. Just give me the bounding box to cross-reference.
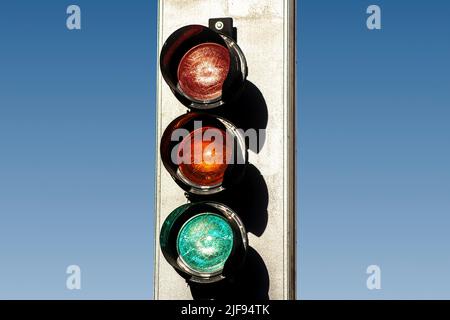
[160,112,247,195]
[160,24,247,109]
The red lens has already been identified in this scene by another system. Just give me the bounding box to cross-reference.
[177,43,230,102]
[177,127,232,187]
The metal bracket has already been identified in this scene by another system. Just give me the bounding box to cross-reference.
[209,17,237,42]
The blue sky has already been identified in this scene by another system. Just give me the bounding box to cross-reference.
[0,1,157,299]
[299,1,450,299]
[0,0,450,299]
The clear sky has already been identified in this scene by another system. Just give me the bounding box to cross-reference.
[299,0,450,299]
[0,0,450,299]
[0,1,157,299]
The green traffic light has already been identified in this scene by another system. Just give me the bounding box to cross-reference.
[177,213,234,274]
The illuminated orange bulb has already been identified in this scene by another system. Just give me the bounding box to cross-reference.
[178,127,231,187]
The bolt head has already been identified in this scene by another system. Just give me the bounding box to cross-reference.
[215,21,224,31]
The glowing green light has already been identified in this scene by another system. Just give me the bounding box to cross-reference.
[177,213,234,274]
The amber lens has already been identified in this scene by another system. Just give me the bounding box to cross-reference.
[177,127,231,187]
[177,43,230,102]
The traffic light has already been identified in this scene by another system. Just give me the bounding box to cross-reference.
[159,202,248,283]
[159,23,247,110]
[158,19,250,285]
[155,0,296,300]
[160,112,247,195]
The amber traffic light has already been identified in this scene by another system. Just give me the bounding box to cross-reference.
[160,112,247,195]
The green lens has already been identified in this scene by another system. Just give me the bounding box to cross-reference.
[177,213,234,274]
